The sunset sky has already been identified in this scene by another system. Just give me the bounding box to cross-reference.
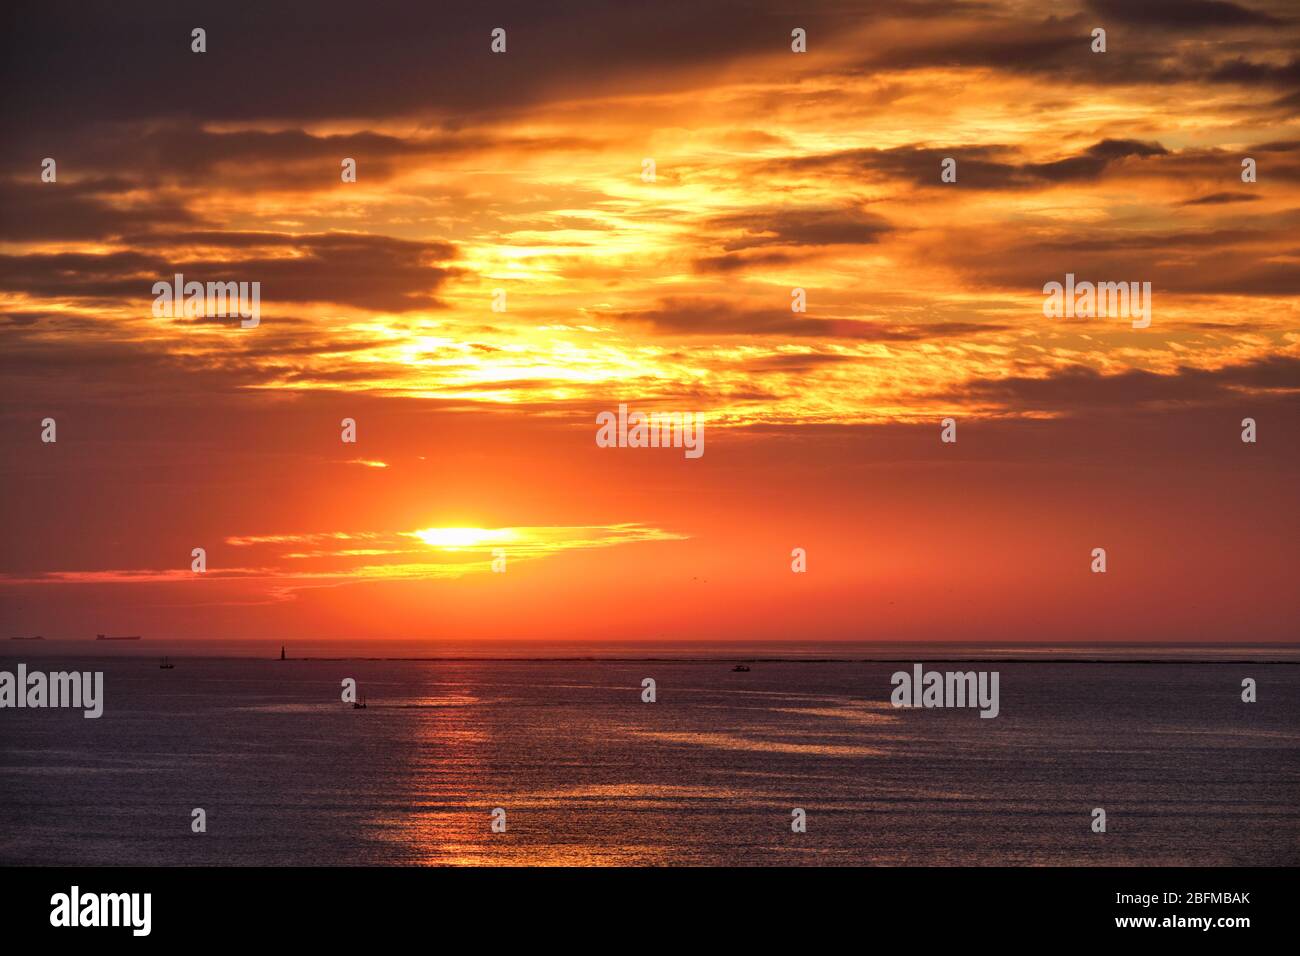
[1,0,1297,643]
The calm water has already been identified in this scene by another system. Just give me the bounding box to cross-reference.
[2,653,1298,865]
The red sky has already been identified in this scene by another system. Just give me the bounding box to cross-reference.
[1,0,1298,642]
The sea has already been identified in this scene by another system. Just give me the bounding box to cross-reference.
[2,641,1297,865]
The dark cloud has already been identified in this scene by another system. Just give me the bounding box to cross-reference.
[0,0,907,129]
[1209,56,1300,110]
[912,196,1300,297]
[866,15,1090,73]
[0,121,606,192]
[762,139,1170,191]
[1013,139,1168,183]
[4,0,1296,142]
[0,178,197,241]
[693,250,801,274]
[1084,0,1283,29]
[1249,140,1300,152]
[0,313,409,409]
[0,311,56,326]
[1179,192,1261,205]
[689,207,893,272]
[707,207,894,252]
[846,7,1299,97]
[1210,56,1300,85]
[952,355,1300,415]
[1171,261,1300,296]
[0,233,461,311]
[851,12,1200,89]
[613,298,1007,340]
[748,352,861,371]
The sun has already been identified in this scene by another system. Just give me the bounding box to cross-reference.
[412,527,514,549]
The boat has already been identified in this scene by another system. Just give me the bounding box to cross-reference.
[10,635,44,641]
[159,657,174,670]
[732,664,751,672]
[97,634,141,641]
[353,695,367,710]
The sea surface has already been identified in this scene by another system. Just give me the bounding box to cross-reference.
[2,645,1297,866]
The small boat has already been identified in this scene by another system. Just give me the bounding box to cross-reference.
[353,695,367,710]
[732,664,751,672]
[97,634,141,641]
[159,657,174,670]
[10,635,44,641]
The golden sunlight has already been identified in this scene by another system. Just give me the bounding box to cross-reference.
[412,527,516,549]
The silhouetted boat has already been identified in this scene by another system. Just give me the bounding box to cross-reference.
[353,695,367,710]
[732,664,751,672]
[10,635,44,641]
[159,657,174,670]
[97,634,141,641]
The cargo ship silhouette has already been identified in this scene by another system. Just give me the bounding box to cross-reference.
[96,634,141,641]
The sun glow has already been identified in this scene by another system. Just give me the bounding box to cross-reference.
[412,527,515,549]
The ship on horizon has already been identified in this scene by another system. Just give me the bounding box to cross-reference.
[96,633,142,641]
[10,635,45,641]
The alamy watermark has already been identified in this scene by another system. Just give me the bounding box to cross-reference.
[890,664,999,718]
[152,273,260,328]
[50,886,150,936]
[1042,273,1151,329]
[596,403,704,459]
[0,664,104,718]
